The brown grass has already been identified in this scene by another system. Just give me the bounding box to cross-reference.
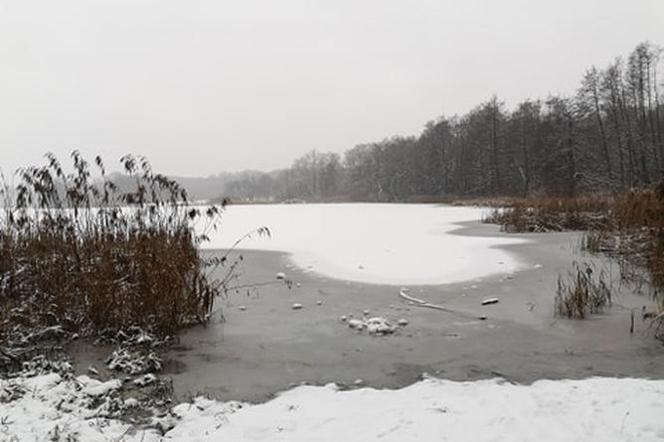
[483,185,664,312]
[580,189,664,308]
[482,194,613,232]
[0,152,226,346]
[555,262,612,319]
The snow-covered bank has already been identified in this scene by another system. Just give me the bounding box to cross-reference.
[202,204,526,285]
[2,374,663,441]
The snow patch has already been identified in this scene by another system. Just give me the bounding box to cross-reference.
[3,374,663,441]
[201,204,526,285]
[79,376,122,397]
[347,316,404,335]
[134,373,157,387]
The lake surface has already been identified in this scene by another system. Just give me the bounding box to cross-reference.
[202,203,527,285]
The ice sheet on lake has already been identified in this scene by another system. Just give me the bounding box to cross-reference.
[202,204,527,285]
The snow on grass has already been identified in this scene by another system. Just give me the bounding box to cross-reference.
[202,204,526,285]
[79,376,122,396]
[0,373,147,441]
[2,374,663,441]
[106,347,162,375]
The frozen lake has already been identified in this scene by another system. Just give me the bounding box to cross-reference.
[202,203,527,285]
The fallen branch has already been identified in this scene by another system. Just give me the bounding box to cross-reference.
[398,290,427,305]
[398,289,474,317]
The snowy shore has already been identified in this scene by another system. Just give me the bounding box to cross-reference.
[2,373,663,441]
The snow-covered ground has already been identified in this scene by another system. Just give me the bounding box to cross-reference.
[202,204,526,285]
[2,373,663,441]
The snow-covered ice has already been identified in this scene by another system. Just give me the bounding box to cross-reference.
[1,374,663,441]
[202,204,526,285]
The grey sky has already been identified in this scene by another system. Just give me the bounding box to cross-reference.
[1,0,662,177]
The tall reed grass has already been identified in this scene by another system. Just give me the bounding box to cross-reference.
[555,262,612,319]
[0,152,224,344]
[483,185,664,310]
[483,195,613,232]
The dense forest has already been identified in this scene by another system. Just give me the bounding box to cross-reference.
[222,42,664,202]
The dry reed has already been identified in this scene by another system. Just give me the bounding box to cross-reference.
[0,152,227,346]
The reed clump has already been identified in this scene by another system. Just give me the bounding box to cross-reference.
[483,194,613,232]
[484,187,664,310]
[0,152,223,346]
[555,262,612,319]
[606,186,664,306]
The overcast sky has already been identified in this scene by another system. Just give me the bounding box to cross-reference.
[1,0,663,177]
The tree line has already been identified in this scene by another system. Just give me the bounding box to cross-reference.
[224,42,664,202]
